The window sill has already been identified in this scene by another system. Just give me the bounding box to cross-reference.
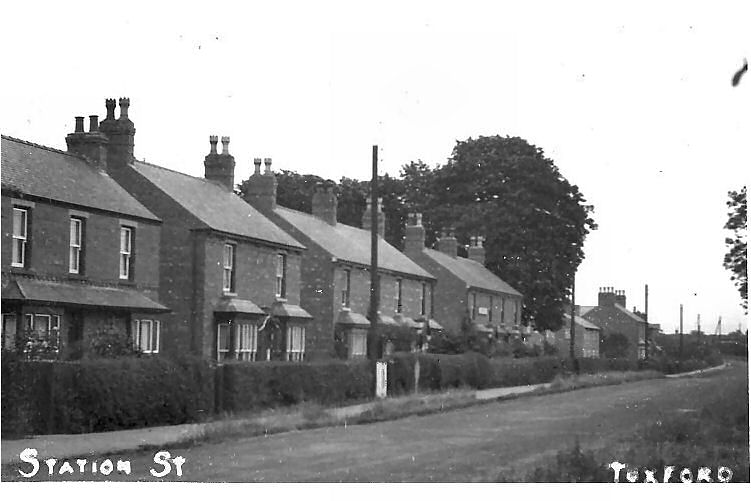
[222,291,238,297]
[275,296,287,302]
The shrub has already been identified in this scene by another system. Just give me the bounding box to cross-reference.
[88,325,140,358]
[377,324,418,354]
[488,356,568,387]
[220,359,374,413]
[0,355,215,437]
[385,352,493,395]
[427,330,465,354]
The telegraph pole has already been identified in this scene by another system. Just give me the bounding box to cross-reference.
[368,145,380,360]
[644,284,649,360]
[679,304,684,369]
[569,276,577,373]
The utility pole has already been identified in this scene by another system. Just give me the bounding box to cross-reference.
[644,284,649,360]
[569,276,577,373]
[368,145,380,360]
[679,304,684,369]
[697,314,702,341]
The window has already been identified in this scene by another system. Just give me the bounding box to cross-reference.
[420,282,427,316]
[514,301,519,325]
[238,323,258,361]
[286,325,305,361]
[222,244,236,293]
[22,314,61,358]
[348,329,367,358]
[469,292,477,320]
[217,323,231,361]
[489,296,494,322]
[501,297,506,323]
[133,319,160,354]
[2,314,17,351]
[69,218,84,274]
[395,278,403,313]
[341,269,351,307]
[119,227,133,279]
[430,284,435,316]
[12,208,28,267]
[275,253,287,298]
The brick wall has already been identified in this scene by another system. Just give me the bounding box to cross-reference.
[552,323,600,358]
[582,306,645,359]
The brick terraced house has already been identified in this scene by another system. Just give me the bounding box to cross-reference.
[244,166,436,360]
[1,133,168,360]
[580,287,646,360]
[402,213,524,338]
[548,312,601,358]
[79,98,311,362]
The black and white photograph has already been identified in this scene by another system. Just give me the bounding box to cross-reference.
[0,0,748,489]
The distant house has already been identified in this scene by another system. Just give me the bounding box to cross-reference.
[581,288,646,359]
[244,167,435,359]
[1,133,168,359]
[76,98,311,362]
[549,313,601,358]
[402,213,523,338]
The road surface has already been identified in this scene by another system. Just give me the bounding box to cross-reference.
[4,361,747,482]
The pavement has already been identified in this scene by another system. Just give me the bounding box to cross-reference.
[0,361,727,467]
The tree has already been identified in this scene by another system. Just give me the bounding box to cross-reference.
[724,186,747,310]
[403,136,596,331]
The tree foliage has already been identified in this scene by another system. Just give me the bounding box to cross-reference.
[724,186,747,310]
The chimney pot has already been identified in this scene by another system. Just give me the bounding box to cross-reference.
[89,115,99,133]
[118,97,130,119]
[74,116,85,133]
[221,136,230,155]
[264,157,272,173]
[253,157,262,174]
[105,99,116,120]
[209,135,218,154]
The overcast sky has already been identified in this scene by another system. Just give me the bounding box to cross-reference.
[2,1,748,333]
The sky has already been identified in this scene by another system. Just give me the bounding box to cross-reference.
[1,0,748,334]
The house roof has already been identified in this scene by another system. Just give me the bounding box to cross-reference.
[614,303,648,323]
[274,206,433,279]
[564,313,601,331]
[422,248,522,296]
[1,136,158,221]
[131,160,304,249]
[3,276,168,312]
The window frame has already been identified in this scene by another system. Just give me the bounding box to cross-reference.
[237,323,258,361]
[469,292,477,320]
[119,226,133,280]
[11,207,28,268]
[217,322,231,361]
[275,253,287,299]
[341,269,352,307]
[489,296,494,322]
[132,319,160,354]
[222,244,236,293]
[285,325,305,362]
[348,329,367,358]
[69,217,84,274]
[420,282,427,316]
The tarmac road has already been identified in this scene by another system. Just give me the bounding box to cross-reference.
[3,361,746,482]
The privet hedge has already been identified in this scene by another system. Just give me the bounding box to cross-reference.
[1,355,215,438]
[219,359,375,413]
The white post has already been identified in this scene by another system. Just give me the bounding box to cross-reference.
[376,361,388,399]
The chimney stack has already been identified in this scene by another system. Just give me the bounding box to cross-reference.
[404,212,426,254]
[312,182,338,225]
[204,135,236,191]
[437,228,458,258]
[362,196,385,238]
[615,289,627,308]
[244,156,277,212]
[468,235,486,265]
[66,113,109,169]
[98,96,136,173]
[598,286,617,308]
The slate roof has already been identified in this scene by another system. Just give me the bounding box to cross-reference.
[131,160,303,249]
[563,313,601,330]
[1,135,158,221]
[422,248,522,296]
[274,207,433,279]
[3,277,168,312]
[615,303,649,323]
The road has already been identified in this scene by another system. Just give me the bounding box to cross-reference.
[3,362,747,482]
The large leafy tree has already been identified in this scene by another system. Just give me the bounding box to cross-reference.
[403,136,596,331]
[724,186,747,310]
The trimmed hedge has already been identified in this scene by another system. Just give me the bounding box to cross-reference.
[1,355,215,438]
[220,359,375,413]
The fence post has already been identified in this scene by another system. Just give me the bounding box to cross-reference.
[375,361,387,399]
[414,358,420,394]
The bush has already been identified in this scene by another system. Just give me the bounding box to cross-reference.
[385,352,493,395]
[1,355,215,437]
[220,359,374,413]
[427,330,465,354]
[489,356,568,387]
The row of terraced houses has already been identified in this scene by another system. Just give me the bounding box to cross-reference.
[2,99,654,362]
[1,98,531,363]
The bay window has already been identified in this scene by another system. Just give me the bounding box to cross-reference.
[286,325,305,361]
